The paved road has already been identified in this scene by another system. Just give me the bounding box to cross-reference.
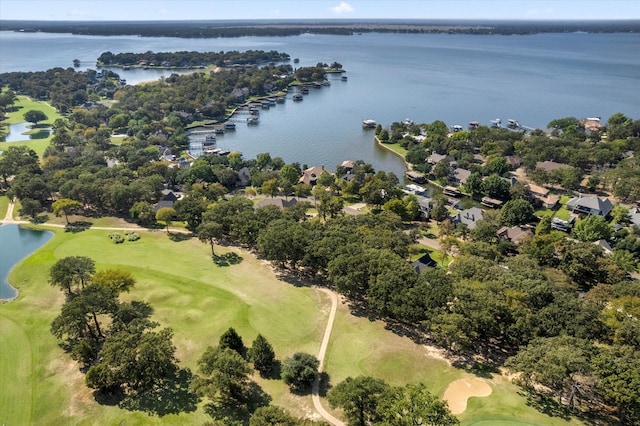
[311,288,345,426]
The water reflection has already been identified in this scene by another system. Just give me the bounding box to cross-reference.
[1,122,51,142]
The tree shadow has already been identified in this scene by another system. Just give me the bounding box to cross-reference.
[117,368,200,416]
[203,381,271,423]
[519,389,571,420]
[64,221,92,233]
[260,359,282,380]
[213,252,243,267]
[168,232,193,242]
[318,371,332,398]
[30,214,49,224]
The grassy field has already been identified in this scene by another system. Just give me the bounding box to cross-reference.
[0,195,9,219]
[0,95,61,158]
[0,226,585,425]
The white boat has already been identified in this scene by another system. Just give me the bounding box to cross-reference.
[362,119,377,128]
[490,118,501,128]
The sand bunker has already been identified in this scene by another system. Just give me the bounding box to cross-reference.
[442,377,493,414]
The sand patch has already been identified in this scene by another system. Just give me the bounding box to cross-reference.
[442,377,492,414]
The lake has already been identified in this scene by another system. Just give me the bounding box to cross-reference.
[0,224,53,300]
[1,30,639,177]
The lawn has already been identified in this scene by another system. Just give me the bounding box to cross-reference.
[0,226,586,425]
[0,95,61,158]
[0,195,9,219]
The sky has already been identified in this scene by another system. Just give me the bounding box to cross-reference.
[0,0,639,21]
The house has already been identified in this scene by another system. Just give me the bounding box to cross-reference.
[451,207,484,229]
[417,196,432,219]
[566,195,613,217]
[299,165,330,186]
[154,190,180,212]
[255,197,298,209]
[629,207,640,227]
[551,216,575,232]
[505,155,522,168]
[427,153,453,165]
[236,167,251,187]
[340,160,355,173]
[497,226,531,245]
[528,184,550,198]
[406,170,427,184]
[529,184,560,208]
[535,161,572,173]
[412,253,437,273]
[594,239,613,255]
[450,168,471,186]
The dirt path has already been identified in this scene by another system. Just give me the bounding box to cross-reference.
[311,288,345,426]
[2,198,17,223]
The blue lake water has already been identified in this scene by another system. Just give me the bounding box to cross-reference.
[1,30,639,177]
[0,224,53,300]
[0,122,51,142]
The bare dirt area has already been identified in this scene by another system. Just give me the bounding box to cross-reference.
[442,376,493,415]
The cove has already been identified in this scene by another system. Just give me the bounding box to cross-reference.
[0,224,53,301]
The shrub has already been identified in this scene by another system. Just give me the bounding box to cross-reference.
[109,233,124,244]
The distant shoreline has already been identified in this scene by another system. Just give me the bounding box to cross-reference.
[1,19,639,38]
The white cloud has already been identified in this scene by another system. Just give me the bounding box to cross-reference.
[330,2,355,15]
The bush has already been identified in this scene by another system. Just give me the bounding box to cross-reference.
[109,233,124,244]
[125,231,140,241]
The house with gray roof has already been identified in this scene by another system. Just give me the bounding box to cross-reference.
[566,195,613,217]
[451,207,484,229]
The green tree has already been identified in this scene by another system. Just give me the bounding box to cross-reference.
[23,109,48,125]
[327,376,391,426]
[594,345,640,424]
[219,327,246,358]
[175,195,208,231]
[281,352,319,391]
[248,334,276,375]
[155,207,176,234]
[52,198,82,224]
[464,172,483,196]
[379,382,459,426]
[499,198,534,226]
[481,174,511,200]
[18,198,42,219]
[129,201,155,225]
[572,215,613,242]
[192,346,252,406]
[51,284,119,364]
[261,177,280,198]
[86,320,178,394]
[91,269,135,293]
[49,256,96,294]
[505,336,595,410]
[432,159,451,181]
[197,221,224,257]
[250,406,302,426]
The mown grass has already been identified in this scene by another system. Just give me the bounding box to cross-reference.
[1,226,586,425]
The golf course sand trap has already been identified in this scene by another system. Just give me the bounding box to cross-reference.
[443,377,493,414]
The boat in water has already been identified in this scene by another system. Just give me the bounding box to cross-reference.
[362,119,377,129]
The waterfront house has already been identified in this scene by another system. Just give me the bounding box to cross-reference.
[340,160,355,173]
[412,253,437,273]
[299,165,331,186]
[451,207,484,230]
[566,195,613,217]
[450,168,471,186]
[427,153,453,165]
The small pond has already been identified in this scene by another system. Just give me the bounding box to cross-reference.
[0,122,51,142]
[0,224,53,300]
